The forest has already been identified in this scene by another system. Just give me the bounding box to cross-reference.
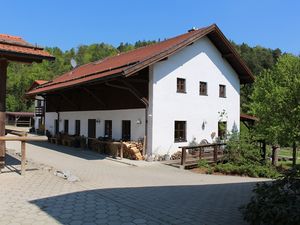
[6,39,283,113]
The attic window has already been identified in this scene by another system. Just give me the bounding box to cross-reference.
[200,82,207,95]
[177,78,186,93]
[219,85,226,98]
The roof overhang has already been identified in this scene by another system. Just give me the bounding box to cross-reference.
[124,24,254,84]
[0,49,54,63]
[27,24,254,96]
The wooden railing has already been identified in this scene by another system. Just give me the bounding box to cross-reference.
[0,136,47,175]
[179,143,226,167]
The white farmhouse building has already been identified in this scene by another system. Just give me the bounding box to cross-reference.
[27,24,254,156]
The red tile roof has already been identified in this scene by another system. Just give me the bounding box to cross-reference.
[240,113,258,122]
[0,34,54,62]
[27,24,254,96]
[6,112,34,117]
[35,80,48,85]
[27,80,49,92]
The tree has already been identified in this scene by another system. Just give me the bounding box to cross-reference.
[250,54,300,166]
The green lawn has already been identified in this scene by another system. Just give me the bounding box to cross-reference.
[277,147,300,169]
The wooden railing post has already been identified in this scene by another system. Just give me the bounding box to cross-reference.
[120,141,123,159]
[21,141,26,175]
[213,145,218,162]
[199,147,202,160]
[181,147,186,167]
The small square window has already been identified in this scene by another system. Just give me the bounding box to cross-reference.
[219,85,226,98]
[174,121,187,142]
[200,82,207,95]
[177,78,186,93]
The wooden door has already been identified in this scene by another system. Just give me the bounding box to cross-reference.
[122,120,131,141]
[54,119,59,135]
[88,119,96,148]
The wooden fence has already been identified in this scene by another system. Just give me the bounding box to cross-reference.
[0,135,47,175]
[179,143,226,168]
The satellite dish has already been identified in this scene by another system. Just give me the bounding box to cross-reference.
[70,58,77,68]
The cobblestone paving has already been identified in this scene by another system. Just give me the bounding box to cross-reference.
[0,140,267,225]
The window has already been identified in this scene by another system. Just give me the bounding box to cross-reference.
[37,99,42,107]
[219,85,226,98]
[199,82,207,95]
[64,120,69,134]
[122,120,131,141]
[218,121,227,140]
[174,121,186,142]
[177,78,186,93]
[104,120,112,139]
[54,119,59,135]
[75,120,80,136]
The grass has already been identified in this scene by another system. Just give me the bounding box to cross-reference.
[276,147,300,169]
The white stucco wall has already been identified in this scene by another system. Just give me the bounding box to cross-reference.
[147,36,240,155]
[45,109,146,141]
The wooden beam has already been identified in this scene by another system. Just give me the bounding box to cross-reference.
[120,80,149,106]
[222,53,234,58]
[0,59,8,170]
[59,93,79,109]
[81,87,107,108]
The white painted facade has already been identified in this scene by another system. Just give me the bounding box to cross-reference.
[43,36,241,156]
[147,37,240,155]
[45,109,146,141]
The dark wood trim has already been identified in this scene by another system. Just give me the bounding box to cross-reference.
[0,59,8,169]
[81,87,107,108]
[59,93,79,109]
[0,50,54,62]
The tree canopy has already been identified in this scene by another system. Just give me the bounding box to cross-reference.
[250,54,300,147]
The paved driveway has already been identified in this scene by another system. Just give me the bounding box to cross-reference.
[0,137,266,225]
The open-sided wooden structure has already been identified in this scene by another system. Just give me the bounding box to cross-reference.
[0,34,54,170]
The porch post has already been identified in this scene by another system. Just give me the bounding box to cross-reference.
[0,60,8,170]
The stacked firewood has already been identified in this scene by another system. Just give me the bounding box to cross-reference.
[122,141,144,160]
[171,151,182,160]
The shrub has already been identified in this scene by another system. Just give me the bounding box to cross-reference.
[214,163,279,178]
[197,159,209,168]
[241,167,300,225]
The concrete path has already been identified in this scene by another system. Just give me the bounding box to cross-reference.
[0,136,267,225]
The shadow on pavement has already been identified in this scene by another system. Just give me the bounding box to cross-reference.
[29,141,108,161]
[30,182,260,225]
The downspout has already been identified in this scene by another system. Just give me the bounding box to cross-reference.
[105,82,149,156]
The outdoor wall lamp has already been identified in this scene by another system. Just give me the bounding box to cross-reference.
[202,120,207,130]
[96,119,101,124]
[136,119,142,125]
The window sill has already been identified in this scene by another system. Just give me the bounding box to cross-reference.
[177,91,187,94]
[174,139,187,143]
[200,94,208,96]
[219,96,226,98]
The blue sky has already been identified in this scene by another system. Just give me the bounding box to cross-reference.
[1,0,299,54]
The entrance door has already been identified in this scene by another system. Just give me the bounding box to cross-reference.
[122,120,131,141]
[54,119,59,135]
[88,119,96,148]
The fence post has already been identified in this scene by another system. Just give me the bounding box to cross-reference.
[213,145,218,162]
[120,141,123,159]
[181,147,186,167]
[21,141,26,175]
[199,147,202,160]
